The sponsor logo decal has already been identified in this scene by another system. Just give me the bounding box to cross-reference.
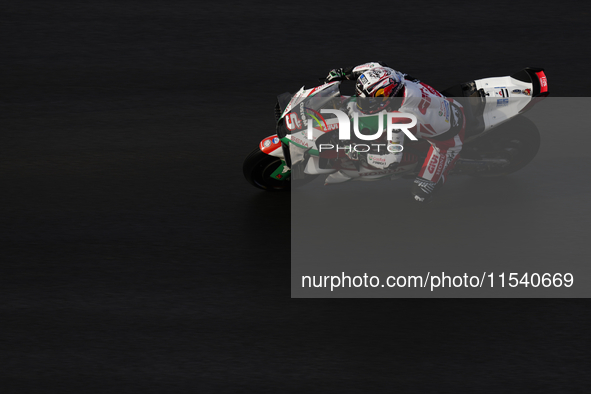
[358,170,394,177]
[353,63,373,72]
[438,100,450,121]
[272,137,279,144]
[497,98,509,107]
[299,103,307,127]
[536,70,548,93]
[315,119,339,132]
[294,104,330,132]
[420,83,442,97]
[540,77,547,87]
[370,156,387,164]
[494,87,509,97]
[291,136,310,148]
[285,112,302,131]
[511,88,531,96]
[427,155,438,173]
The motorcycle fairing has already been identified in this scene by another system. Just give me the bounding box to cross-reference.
[443,67,548,139]
[258,67,546,184]
[259,135,283,157]
[279,81,341,120]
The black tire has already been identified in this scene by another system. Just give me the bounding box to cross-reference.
[468,116,541,177]
[243,148,291,191]
[242,148,318,191]
[243,147,320,191]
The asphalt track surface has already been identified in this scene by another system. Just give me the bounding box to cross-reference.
[2,1,591,392]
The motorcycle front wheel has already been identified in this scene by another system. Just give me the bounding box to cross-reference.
[243,148,319,191]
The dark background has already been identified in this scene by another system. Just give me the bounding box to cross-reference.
[2,0,591,392]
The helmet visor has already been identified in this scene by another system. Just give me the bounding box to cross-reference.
[356,96,391,113]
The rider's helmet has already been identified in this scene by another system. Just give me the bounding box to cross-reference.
[355,67,404,114]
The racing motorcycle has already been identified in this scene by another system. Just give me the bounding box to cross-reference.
[243,67,548,191]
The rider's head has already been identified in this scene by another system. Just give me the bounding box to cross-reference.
[355,68,404,114]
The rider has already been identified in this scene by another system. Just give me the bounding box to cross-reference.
[325,61,465,203]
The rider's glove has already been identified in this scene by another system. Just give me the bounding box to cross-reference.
[325,68,348,83]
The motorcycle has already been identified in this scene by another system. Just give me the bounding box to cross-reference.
[243,67,548,191]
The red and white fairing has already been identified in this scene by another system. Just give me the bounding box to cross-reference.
[280,81,341,119]
[257,64,546,186]
[259,135,283,157]
[473,70,547,133]
[352,62,388,74]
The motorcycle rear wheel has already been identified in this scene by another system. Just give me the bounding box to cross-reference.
[468,116,541,177]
